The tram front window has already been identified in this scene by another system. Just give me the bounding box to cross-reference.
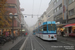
[52,24,56,31]
[48,24,51,31]
[48,24,56,31]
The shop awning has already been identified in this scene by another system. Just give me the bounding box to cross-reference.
[64,23,75,27]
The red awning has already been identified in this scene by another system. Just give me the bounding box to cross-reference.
[64,23,75,27]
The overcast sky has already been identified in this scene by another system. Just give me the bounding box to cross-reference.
[19,0,50,27]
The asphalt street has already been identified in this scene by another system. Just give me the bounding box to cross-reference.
[22,34,75,50]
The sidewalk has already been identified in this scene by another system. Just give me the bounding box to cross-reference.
[57,35,75,42]
[0,36,26,50]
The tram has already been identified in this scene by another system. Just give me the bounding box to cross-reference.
[33,30,35,35]
[35,21,57,41]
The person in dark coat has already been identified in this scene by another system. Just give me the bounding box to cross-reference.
[61,30,64,37]
[73,29,75,33]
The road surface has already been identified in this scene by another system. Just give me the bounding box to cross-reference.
[22,33,75,50]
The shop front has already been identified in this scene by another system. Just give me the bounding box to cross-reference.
[0,27,21,37]
[0,29,2,35]
[64,23,75,36]
[56,24,65,35]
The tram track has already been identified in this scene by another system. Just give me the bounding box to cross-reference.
[22,34,75,50]
[31,35,46,50]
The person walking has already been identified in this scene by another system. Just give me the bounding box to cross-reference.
[25,33,27,35]
[61,30,64,37]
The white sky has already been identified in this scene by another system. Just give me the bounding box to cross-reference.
[19,0,50,27]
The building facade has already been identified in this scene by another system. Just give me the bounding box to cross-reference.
[68,0,75,24]
[6,0,21,27]
[65,0,75,36]
[0,0,11,35]
[0,0,22,36]
[6,0,21,36]
[46,0,54,21]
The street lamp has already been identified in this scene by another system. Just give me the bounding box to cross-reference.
[20,24,24,37]
[9,13,18,43]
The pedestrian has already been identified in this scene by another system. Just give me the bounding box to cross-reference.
[25,33,27,35]
[73,29,75,33]
[61,30,64,37]
[24,33,25,36]
[58,30,61,36]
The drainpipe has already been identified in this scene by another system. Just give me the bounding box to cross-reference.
[66,0,69,36]
[62,0,69,36]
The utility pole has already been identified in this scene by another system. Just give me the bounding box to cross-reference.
[21,24,24,37]
[21,24,22,37]
[12,16,14,43]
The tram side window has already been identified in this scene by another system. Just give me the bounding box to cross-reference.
[41,26,43,31]
[39,26,43,31]
[39,27,41,31]
[43,25,47,31]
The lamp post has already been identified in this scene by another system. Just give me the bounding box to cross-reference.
[9,13,18,43]
[20,24,24,37]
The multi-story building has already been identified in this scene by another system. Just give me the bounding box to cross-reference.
[65,0,75,36]
[53,0,68,24]
[46,0,54,21]
[6,0,21,27]
[6,0,21,36]
[41,12,47,22]
[68,0,75,24]
[39,12,47,24]
[0,0,21,36]
[0,0,11,35]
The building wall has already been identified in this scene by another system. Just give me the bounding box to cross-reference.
[43,15,47,22]
[68,0,75,24]
[7,0,17,4]
[42,12,47,22]
[53,0,63,23]
[46,0,54,21]
[6,0,21,27]
[53,0,68,24]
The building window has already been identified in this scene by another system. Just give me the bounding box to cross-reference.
[59,4,62,9]
[57,0,59,2]
[57,7,59,11]
[48,15,50,17]
[69,9,74,16]
[54,17,56,20]
[8,6,15,8]
[68,0,74,4]
[54,1,56,5]
[54,0,59,5]
[54,9,57,13]
[42,16,43,18]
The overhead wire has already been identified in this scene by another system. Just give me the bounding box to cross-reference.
[37,0,42,18]
[32,0,34,18]
[32,0,34,14]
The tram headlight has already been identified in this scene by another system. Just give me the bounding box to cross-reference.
[54,35,56,37]
[48,35,50,38]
